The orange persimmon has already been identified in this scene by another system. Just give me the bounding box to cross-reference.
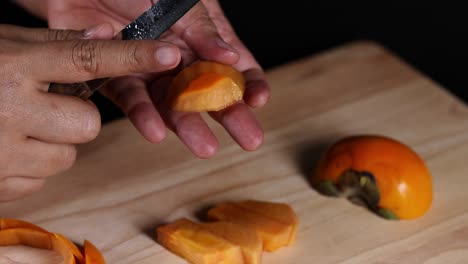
[53,233,85,264]
[168,61,245,112]
[84,240,106,264]
[157,218,243,264]
[0,218,48,233]
[200,221,262,264]
[207,201,298,252]
[0,228,76,263]
[312,135,433,220]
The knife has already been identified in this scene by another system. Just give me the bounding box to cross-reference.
[48,0,200,100]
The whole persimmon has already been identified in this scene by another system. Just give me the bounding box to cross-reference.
[312,135,433,220]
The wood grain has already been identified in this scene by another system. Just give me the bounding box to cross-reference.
[2,41,468,264]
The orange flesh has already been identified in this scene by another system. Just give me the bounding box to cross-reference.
[207,202,296,252]
[201,221,263,264]
[169,61,245,112]
[314,135,433,219]
[84,240,106,264]
[0,228,76,263]
[53,233,84,264]
[0,218,49,233]
[157,219,243,264]
[185,73,227,93]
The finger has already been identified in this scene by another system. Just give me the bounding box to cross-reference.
[172,3,239,64]
[0,23,114,43]
[243,69,271,108]
[0,176,45,202]
[201,1,271,107]
[149,79,219,158]
[209,103,264,151]
[12,139,77,178]
[22,90,101,144]
[100,77,167,143]
[25,39,181,83]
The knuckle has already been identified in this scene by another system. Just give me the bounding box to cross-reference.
[122,41,147,72]
[70,40,100,76]
[46,29,79,41]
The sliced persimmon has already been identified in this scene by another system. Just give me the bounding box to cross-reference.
[235,200,298,245]
[0,228,77,263]
[157,218,243,264]
[168,61,245,112]
[200,221,263,264]
[0,218,49,233]
[53,233,84,264]
[0,228,52,249]
[84,240,106,264]
[207,201,298,252]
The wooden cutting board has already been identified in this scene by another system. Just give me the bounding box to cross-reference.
[2,41,468,264]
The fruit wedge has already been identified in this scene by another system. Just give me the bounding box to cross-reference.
[207,201,298,252]
[157,218,243,264]
[168,61,245,112]
[200,221,262,264]
[84,240,106,264]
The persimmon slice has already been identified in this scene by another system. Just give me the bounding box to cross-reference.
[207,201,298,252]
[0,228,76,263]
[200,221,262,264]
[168,61,245,112]
[84,240,106,264]
[157,218,243,264]
[53,233,84,264]
[0,218,49,233]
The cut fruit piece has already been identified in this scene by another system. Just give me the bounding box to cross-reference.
[53,233,84,264]
[200,221,262,264]
[312,135,433,220]
[51,235,77,264]
[207,201,298,252]
[157,218,243,264]
[235,200,298,245]
[0,218,49,233]
[84,240,106,264]
[0,228,76,263]
[168,61,245,112]
[0,228,52,249]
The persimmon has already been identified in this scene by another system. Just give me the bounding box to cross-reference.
[200,221,263,264]
[312,135,433,220]
[0,228,75,263]
[84,240,106,264]
[168,61,245,112]
[207,201,298,252]
[157,218,243,264]
[0,218,48,233]
[0,218,104,263]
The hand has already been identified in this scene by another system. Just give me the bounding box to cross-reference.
[46,0,271,158]
[0,24,181,201]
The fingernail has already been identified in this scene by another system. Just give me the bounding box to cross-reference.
[216,38,237,53]
[83,24,104,38]
[156,46,179,66]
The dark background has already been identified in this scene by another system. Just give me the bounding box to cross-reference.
[1,2,467,123]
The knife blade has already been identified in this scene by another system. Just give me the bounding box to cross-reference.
[48,0,200,100]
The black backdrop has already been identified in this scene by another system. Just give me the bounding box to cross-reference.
[1,2,467,122]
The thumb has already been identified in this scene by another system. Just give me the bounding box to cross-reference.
[172,3,239,64]
[25,38,181,84]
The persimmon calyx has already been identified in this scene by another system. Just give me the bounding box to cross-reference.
[314,170,399,220]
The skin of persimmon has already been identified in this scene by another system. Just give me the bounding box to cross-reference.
[313,135,433,220]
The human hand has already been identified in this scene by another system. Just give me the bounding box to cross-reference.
[0,24,180,201]
[46,0,271,158]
